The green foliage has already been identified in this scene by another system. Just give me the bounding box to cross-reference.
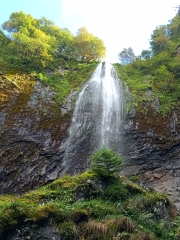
[58,221,76,240]
[74,27,106,60]
[37,61,98,104]
[141,49,152,59]
[0,169,177,239]
[118,47,135,65]
[115,13,180,115]
[1,12,105,73]
[104,180,128,201]
[129,174,140,183]
[90,148,122,175]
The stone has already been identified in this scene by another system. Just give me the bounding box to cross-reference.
[149,177,154,182]
[0,77,74,194]
[154,173,162,179]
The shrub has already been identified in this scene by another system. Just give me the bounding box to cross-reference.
[90,148,122,175]
[129,175,140,183]
[58,221,77,240]
[104,181,128,201]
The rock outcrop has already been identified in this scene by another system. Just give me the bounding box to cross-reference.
[121,107,180,210]
[0,74,76,193]
[1,70,180,211]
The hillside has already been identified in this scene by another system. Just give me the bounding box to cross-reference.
[112,11,180,210]
[0,157,179,240]
[1,9,180,240]
[114,11,180,115]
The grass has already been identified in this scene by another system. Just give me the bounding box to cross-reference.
[2,59,98,107]
[36,61,99,104]
[113,63,180,115]
[0,171,178,239]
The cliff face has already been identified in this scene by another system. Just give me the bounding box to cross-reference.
[0,74,76,193]
[121,107,180,209]
[1,70,180,210]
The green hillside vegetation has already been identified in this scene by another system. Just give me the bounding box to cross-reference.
[0,11,106,103]
[0,149,179,239]
[114,10,180,115]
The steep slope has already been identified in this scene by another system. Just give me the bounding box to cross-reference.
[0,62,97,193]
[0,170,179,240]
[113,11,180,210]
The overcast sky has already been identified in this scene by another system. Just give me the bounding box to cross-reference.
[1,0,179,62]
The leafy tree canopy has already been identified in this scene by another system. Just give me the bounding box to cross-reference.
[118,47,135,65]
[115,9,180,115]
[1,11,106,71]
[74,27,106,60]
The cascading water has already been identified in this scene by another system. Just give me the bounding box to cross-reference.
[62,62,126,174]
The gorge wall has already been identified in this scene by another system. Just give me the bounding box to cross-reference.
[1,66,180,209]
[0,73,75,193]
[122,106,180,209]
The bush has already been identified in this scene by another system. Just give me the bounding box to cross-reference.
[90,148,122,175]
[105,181,128,201]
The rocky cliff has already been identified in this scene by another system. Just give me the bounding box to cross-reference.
[1,68,180,211]
[121,106,180,210]
[0,73,76,193]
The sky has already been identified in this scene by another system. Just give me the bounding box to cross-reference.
[0,0,180,62]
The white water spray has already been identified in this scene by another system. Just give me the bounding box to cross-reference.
[62,62,125,173]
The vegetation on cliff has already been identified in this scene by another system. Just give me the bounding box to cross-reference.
[114,10,180,115]
[0,149,179,239]
[0,11,106,104]
[1,11,105,71]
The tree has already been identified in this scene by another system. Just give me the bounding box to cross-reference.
[118,47,135,65]
[2,12,106,69]
[141,50,152,59]
[2,11,55,68]
[150,25,169,55]
[37,17,75,58]
[90,148,122,175]
[74,27,106,60]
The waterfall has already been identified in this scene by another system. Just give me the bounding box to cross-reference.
[62,62,126,174]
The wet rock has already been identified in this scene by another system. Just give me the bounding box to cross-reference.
[154,173,162,179]
[0,76,76,193]
[121,107,180,210]
[60,90,78,114]
[4,221,61,240]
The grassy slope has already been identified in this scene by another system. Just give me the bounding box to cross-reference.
[36,60,99,104]
[0,171,179,240]
[1,60,98,106]
[113,62,180,116]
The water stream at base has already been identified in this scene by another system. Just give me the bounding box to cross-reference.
[62,62,126,174]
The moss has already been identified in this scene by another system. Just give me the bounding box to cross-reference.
[71,209,88,224]
[129,174,140,183]
[0,171,177,239]
[104,181,129,201]
[113,62,180,115]
[57,221,77,240]
[38,61,99,105]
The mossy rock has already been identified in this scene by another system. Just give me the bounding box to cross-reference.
[71,209,88,224]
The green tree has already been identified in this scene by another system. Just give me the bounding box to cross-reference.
[2,11,55,69]
[141,50,152,59]
[118,47,135,65]
[37,17,75,58]
[150,25,169,55]
[74,27,106,60]
[90,148,122,175]
[2,12,105,69]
